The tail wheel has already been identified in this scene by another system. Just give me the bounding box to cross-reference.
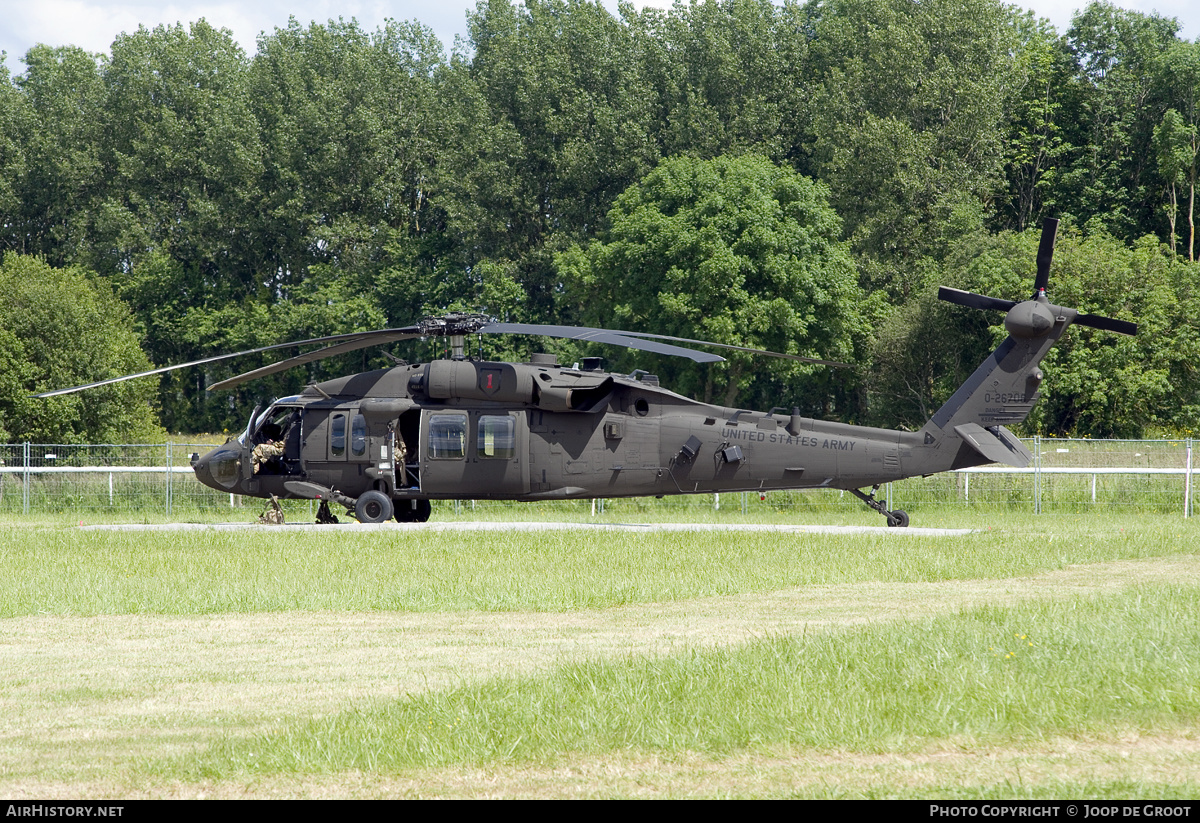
[850,487,910,528]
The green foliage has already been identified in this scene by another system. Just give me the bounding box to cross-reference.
[436,0,663,321]
[0,329,34,442]
[1153,108,1196,255]
[560,153,864,413]
[0,255,164,442]
[0,0,1198,437]
[9,45,106,265]
[997,13,1076,234]
[800,0,1020,275]
[1153,39,1200,260]
[0,55,30,253]
[98,21,263,287]
[1055,2,1182,240]
[627,0,810,162]
[249,18,446,304]
[866,265,997,429]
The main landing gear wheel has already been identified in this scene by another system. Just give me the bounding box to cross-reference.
[355,490,394,523]
[394,498,431,523]
[850,486,910,528]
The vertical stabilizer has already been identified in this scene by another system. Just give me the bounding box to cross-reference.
[916,220,1135,472]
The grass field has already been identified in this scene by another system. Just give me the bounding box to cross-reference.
[1,509,1198,798]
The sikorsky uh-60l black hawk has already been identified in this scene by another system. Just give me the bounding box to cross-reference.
[40,219,1135,526]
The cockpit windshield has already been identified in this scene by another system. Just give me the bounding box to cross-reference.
[238,403,262,445]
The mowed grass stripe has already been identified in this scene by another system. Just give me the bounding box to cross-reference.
[169,587,1200,796]
[4,513,1199,797]
[0,512,1194,616]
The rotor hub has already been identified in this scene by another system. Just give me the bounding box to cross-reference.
[417,313,493,337]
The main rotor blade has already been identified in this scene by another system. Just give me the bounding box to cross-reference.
[938,287,1018,313]
[1034,217,1059,294]
[206,328,425,391]
[484,322,851,368]
[1075,313,1138,336]
[33,326,421,398]
[38,313,851,399]
[605,330,852,368]
[481,323,725,363]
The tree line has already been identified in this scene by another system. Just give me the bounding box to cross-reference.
[0,0,1197,441]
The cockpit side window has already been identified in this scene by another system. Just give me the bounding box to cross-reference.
[351,414,367,457]
[331,413,346,456]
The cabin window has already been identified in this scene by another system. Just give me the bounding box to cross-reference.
[429,414,467,459]
[477,415,516,459]
[331,413,346,456]
[351,413,367,457]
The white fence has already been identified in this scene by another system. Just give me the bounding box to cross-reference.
[0,443,224,517]
[1,437,1196,518]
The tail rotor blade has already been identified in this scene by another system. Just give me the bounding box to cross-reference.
[1075,313,1137,336]
[1034,218,1059,294]
[938,287,1018,313]
[940,218,1136,339]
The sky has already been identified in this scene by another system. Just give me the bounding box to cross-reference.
[0,0,1197,71]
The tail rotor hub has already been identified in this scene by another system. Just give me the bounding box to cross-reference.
[1004,300,1056,339]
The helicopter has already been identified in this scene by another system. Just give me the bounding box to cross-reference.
[38,219,1135,526]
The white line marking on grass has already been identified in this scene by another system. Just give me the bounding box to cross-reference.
[80,521,974,536]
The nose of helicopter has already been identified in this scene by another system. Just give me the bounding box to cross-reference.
[191,444,242,492]
[190,448,215,489]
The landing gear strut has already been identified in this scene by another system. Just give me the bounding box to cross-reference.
[850,485,909,528]
[315,500,340,525]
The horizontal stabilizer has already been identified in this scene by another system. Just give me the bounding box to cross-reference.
[283,480,335,500]
[954,423,1032,468]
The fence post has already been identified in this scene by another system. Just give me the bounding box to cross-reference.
[1033,434,1042,515]
[165,442,172,518]
[22,442,30,515]
[1186,438,1193,519]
